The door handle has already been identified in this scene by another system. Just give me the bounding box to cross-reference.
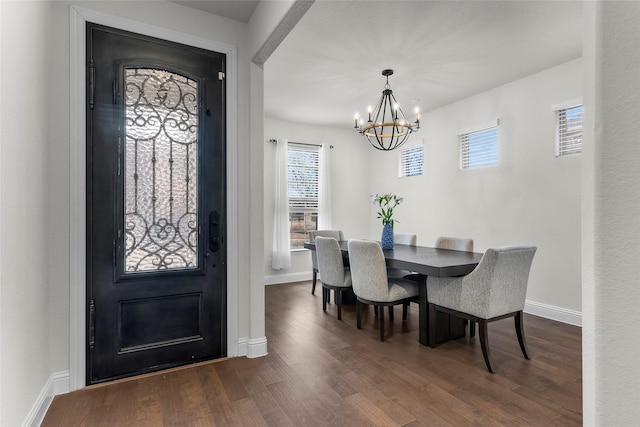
[209,211,221,252]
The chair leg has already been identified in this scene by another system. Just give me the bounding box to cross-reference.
[312,269,317,295]
[469,320,476,337]
[336,289,343,320]
[374,305,378,316]
[388,305,394,322]
[402,302,408,321]
[478,320,495,374]
[515,311,530,360]
[428,303,437,348]
[322,286,327,312]
[379,305,385,341]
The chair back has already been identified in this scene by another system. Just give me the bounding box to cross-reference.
[308,230,344,269]
[347,239,391,301]
[309,230,344,242]
[394,233,417,246]
[435,236,474,252]
[315,237,349,287]
[471,245,536,318]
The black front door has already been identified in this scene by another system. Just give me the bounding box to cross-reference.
[86,23,226,384]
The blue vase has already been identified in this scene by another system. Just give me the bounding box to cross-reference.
[381,222,394,249]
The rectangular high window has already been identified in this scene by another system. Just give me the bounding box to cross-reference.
[459,122,499,169]
[288,144,319,249]
[556,104,583,157]
[399,143,424,177]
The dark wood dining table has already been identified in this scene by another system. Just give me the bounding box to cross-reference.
[304,240,483,345]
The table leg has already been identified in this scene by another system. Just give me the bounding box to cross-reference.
[419,275,428,345]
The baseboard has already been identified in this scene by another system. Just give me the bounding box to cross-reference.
[23,371,70,427]
[247,337,268,358]
[235,336,268,358]
[525,300,582,327]
[264,272,312,285]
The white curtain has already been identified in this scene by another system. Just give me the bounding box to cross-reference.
[271,138,291,270]
[317,143,332,230]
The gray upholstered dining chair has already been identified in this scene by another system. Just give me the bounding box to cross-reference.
[426,245,537,373]
[308,230,345,296]
[435,236,474,252]
[347,239,419,341]
[387,232,418,280]
[434,236,475,335]
[315,236,352,320]
[394,233,417,246]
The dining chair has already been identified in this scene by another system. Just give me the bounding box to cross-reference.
[315,236,352,320]
[394,233,417,246]
[434,236,475,335]
[435,236,474,252]
[387,232,418,281]
[426,245,537,373]
[308,230,345,296]
[347,239,419,341]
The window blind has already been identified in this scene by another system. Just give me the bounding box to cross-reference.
[399,144,424,177]
[459,127,498,169]
[556,105,583,157]
[287,147,319,210]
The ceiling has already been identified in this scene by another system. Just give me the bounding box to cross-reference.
[171,0,259,23]
[174,1,583,129]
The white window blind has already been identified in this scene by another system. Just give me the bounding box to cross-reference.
[556,105,583,157]
[459,126,499,169]
[399,144,424,177]
[287,144,319,249]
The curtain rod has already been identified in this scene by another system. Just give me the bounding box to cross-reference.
[268,139,334,149]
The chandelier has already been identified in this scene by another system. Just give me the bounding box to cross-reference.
[354,69,420,151]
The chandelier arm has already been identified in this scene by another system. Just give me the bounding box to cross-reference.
[371,93,384,123]
[390,92,410,124]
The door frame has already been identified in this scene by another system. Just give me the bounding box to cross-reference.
[69,5,239,391]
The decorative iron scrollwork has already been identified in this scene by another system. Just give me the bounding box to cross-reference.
[124,68,199,272]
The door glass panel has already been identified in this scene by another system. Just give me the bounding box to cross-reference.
[124,68,198,272]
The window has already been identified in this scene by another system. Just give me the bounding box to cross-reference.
[459,122,499,169]
[556,104,583,157]
[399,143,424,177]
[288,144,319,249]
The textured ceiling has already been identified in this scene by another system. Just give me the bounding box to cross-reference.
[264,0,583,128]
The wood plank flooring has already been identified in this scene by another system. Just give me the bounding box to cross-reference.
[43,281,582,426]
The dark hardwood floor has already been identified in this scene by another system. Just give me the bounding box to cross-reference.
[43,281,582,426]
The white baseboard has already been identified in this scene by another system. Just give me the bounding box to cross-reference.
[23,371,70,427]
[247,337,268,358]
[236,336,268,358]
[525,300,582,327]
[264,272,312,285]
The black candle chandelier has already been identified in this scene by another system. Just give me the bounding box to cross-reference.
[354,69,420,151]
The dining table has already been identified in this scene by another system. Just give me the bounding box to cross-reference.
[304,240,483,345]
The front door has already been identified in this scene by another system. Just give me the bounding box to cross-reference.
[86,23,226,384]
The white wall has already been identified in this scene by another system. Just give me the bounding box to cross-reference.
[0,0,272,424]
[264,60,583,321]
[1,2,58,425]
[263,118,371,283]
[369,59,583,316]
[582,1,640,424]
